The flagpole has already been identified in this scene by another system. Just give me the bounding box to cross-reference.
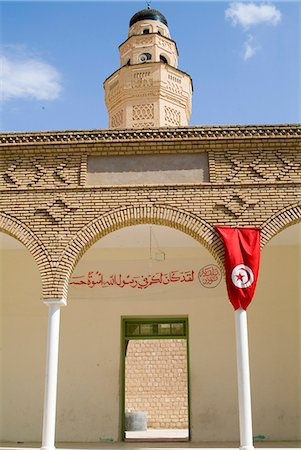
[235,307,254,450]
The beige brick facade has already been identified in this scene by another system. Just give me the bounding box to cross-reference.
[0,124,300,301]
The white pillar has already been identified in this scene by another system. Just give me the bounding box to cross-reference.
[41,298,66,450]
[235,307,254,450]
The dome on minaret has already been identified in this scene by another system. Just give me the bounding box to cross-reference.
[129,8,168,27]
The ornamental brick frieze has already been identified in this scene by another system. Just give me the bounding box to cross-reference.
[34,197,78,223]
[215,193,259,218]
[158,38,173,51]
[1,125,300,145]
[166,80,183,95]
[131,77,153,89]
[214,148,301,183]
[0,156,80,189]
[135,36,153,46]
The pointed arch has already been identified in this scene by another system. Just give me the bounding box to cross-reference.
[55,204,223,299]
[261,203,301,247]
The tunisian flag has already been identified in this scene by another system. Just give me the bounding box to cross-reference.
[216,227,261,310]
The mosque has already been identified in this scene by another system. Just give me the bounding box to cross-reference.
[0,6,300,450]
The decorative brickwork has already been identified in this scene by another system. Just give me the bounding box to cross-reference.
[166,81,182,95]
[132,122,155,129]
[111,110,124,128]
[164,106,181,126]
[133,104,154,121]
[125,340,188,429]
[105,14,188,129]
[1,125,300,145]
[0,125,300,300]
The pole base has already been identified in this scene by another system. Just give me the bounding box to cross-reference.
[240,446,254,450]
[41,446,56,450]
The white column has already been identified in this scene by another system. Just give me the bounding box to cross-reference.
[41,298,66,450]
[235,307,254,450]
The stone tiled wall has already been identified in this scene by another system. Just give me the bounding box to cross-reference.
[125,339,188,429]
[0,125,300,299]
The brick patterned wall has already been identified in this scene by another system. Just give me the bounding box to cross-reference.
[0,125,300,299]
[125,339,188,429]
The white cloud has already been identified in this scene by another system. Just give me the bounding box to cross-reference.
[1,52,62,102]
[243,35,260,60]
[225,2,282,29]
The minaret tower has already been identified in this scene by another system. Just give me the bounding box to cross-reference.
[103,7,193,129]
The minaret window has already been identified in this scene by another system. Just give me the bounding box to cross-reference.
[160,55,168,64]
[143,28,150,34]
[138,53,152,63]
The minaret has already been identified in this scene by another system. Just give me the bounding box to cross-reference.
[103,7,193,129]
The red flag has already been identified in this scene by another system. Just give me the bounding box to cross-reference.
[216,227,260,310]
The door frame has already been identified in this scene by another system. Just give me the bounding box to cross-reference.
[121,316,191,441]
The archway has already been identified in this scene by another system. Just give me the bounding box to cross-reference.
[0,232,44,442]
[55,204,221,300]
[56,224,235,443]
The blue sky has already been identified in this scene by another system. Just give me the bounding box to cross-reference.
[1,1,300,132]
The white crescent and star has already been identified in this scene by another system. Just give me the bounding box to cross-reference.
[231,264,254,289]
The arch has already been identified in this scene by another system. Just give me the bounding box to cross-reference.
[140,24,153,34]
[57,204,223,299]
[261,203,301,248]
[138,52,152,63]
[0,212,53,297]
[160,54,168,64]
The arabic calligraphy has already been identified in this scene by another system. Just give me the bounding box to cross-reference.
[198,265,221,288]
[70,270,195,289]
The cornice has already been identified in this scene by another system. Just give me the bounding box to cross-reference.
[0,124,300,146]
[119,33,179,56]
[104,61,193,87]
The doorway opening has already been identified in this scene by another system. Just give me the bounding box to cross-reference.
[122,318,190,441]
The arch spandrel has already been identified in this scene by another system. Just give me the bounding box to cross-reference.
[0,212,53,298]
[261,204,301,248]
[54,204,224,300]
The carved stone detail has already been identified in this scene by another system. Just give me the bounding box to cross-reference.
[136,37,153,45]
[132,122,155,129]
[111,110,123,128]
[120,43,131,55]
[158,38,173,50]
[166,80,182,95]
[133,103,154,121]
[164,106,180,126]
[107,82,121,100]
[131,73,153,89]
